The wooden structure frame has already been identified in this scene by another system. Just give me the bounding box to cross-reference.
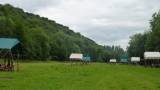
[69,53,84,64]
[109,59,117,63]
[131,57,140,64]
[0,38,20,71]
[83,55,91,64]
[120,56,129,63]
[144,52,160,67]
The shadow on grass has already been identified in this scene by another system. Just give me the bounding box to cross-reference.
[0,77,13,80]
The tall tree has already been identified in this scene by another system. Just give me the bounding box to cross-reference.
[127,33,147,58]
[145,12,160,51]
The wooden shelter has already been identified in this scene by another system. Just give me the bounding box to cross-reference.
[131,57,140,62]
[144,52,160,67]
[131,57,140,64]
[69,53,83,61]
[83,55,91,64]
[120,56,129,63]
[83,56,91,62]
[0,38,20,71]
[109,59,117,63]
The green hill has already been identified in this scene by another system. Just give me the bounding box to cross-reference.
[0,4,124,61]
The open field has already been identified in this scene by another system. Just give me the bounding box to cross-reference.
[0,62,160,90]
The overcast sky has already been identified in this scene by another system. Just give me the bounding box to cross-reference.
[0,0,160,50]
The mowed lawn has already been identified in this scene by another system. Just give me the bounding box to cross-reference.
[0,62,160,90]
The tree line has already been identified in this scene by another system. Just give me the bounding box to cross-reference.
[0,4,125,61]
[127,11,160,58]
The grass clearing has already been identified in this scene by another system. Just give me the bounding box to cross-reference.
[0,62,160,90]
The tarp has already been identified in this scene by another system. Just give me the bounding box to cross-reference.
[83,56,91,62]
[110,59,116,63]
[83,54,91,61]
[69,53,83,60]
[120,56,128,63]
[144,52,160,60]
[0,38,20,49]
[131,57,140,62]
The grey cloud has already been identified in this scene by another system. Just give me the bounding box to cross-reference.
[0,0,61,12]
[0,0,160,49]
[82,26,144,43]
[79,24,145,49]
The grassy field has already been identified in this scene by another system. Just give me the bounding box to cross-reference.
[0,62,160,90]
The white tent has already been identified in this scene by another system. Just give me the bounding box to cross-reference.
[131,57,140,62]
[144,52,160,60]
[110,59,117,63]
[69,53,83,60]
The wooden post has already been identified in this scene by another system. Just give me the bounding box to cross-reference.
[10,49,14,71]
[16,53,19,72]
[144,59,147,67]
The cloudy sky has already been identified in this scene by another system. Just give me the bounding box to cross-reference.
[0,0,160,50]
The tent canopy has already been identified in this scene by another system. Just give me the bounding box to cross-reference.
[83,56,91,62]
[131,57,140,62]
[69,53,83,60]
[144,52,160,60]
[110,59,116,63]
[0,38,20,50]
[120,56,128,63]
[83,54,91,61]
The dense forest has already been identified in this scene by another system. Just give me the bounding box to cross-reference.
[0,4,124,61]
[127,11,160,58]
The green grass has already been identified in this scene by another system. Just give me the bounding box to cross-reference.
[0,62,160,90]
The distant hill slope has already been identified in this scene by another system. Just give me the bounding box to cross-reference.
[0,4,124,61]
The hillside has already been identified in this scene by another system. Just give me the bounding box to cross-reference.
[0,4,124,61]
